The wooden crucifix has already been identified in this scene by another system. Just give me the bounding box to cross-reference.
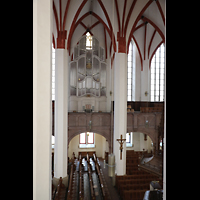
[116,134,126,160]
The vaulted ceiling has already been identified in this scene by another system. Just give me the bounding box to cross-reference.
[52,0,165,70]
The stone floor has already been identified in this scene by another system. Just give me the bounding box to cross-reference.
[98,158,121,200]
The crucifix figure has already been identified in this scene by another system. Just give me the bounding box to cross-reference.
[116,134,126,160]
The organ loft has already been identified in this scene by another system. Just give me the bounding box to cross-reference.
[33,0,166,199]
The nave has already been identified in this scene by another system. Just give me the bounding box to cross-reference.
[52,150,163,200]
[53,153,111,200]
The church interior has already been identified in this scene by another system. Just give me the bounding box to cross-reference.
[33,0,166,199]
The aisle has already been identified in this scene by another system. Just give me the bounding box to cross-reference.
[98,159,121,200]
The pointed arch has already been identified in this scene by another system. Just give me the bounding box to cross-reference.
[132,35,143,71]
[67,0,88,51]
[149,41,163,69]
[148,29,156,59]
[127,0,153,54]
[141,16,165,43]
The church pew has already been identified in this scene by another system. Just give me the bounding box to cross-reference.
[95,156,110,200]
[66,165,74,200]
[123,189,147,200]
[96,163,106,198]
[116,176,158,192]
[79,151,96,158]
[79,159,84,200]
[119,183,150,197]
[88,164,96,199]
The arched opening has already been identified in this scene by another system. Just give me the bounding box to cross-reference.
[68,132,109,159]
[126,132,154,154]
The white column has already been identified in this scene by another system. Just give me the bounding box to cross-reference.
[163,53,166,200]
[106,57,111,112]
[113,53,127,175]
[33,0,52,199]
[140,59,150,101]
[54,49,69,178]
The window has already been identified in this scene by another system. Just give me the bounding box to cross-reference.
[80,133,86,144]
[86,32,92,50]
[126,132,133,147]
[79,132,95,148]
[52,44,55,100]
[150,43,165,101]
[127,40,136,101]
[127,43,132,101]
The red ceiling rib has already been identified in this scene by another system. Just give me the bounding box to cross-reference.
[90,21,100,30]
[114,0,121,36]
[148,29,156,59]
[124,0,137,38]
[67,0,88,51]
[74,12,90,30]
[66,9,116,55]
[80,22,87,30]
[156,0,165,26]
[132,35,143,71]
[97,0,113,32]
[134,22,146,33]
[109,41,112,57]
[127,0,153,54]
[63,0,71,31]
[122,0,127,36]
[53,1,59,35]
[52,33,55,49]
[111,52,115,68]
[97,0,116,53]
[92,12,116,53]
[144,23,147,60]
[83,21,100,35]
[141,16,165,43]
[149,41,163,69]
[82,21,100,35]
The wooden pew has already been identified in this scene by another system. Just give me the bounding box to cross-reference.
[67,165,74,200]
[79,155,84,200]
[87,164,96,199]
[79,151,96,158]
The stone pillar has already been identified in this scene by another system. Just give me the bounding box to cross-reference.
[113,52,127,175]
[33,0,52,199]
[106,57,111,112]
[141,59,150,101]
[54,48,69,178]
[163,61,166,200]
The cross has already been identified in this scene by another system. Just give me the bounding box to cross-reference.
[116,134,126,160]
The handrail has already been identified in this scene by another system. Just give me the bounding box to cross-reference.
[79,168,83,199]
[138,164,162,178]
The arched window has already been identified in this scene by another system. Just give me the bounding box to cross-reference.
[79,132,95,148]
[86,32,92,50]
[150,43,165,102]
[127,40,136,101]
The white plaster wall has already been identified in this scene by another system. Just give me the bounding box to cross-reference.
[69,96,107,112]
[68,133,107,159]
[126,132,153,153]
